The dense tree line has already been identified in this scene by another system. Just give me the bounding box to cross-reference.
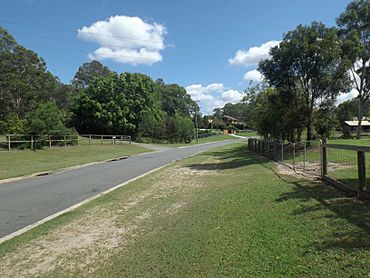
[0,27,198,143]
[212,0,369,141]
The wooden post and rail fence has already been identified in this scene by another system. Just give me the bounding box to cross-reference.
[0,134,131,151]
[248,137,370,198]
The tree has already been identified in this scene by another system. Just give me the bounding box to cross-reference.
[72,60,111,89]
[337,0,370,138]
[25,102,70,135]
[156,82,195,117]
[259,22,351,141]
[71,72,162,137]
[0,26,60,120]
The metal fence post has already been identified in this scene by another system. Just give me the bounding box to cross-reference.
[321,139,328,178]
[357,151,366,195]
[293,143,296,170]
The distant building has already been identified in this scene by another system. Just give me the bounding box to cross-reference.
[223,115,239,125]
[343,120,370,132]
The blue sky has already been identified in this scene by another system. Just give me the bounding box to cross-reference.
[0,0,353,114]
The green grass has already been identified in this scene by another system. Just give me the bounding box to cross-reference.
[280,138,370,190]
[0,143,368,277]
[0,144,151,180]
[152,134,237,147]
[236,130,258,137]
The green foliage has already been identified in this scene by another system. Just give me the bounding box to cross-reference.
[72,60,111,89]
[0,113,25,134]
[337,0,370,138]
[174,114,194,143]
[259,22,351,141]
[72,72,161,137]
[314,107,337,139]
[25,102,70,135]
[156,81,196,117]
[0,26,61,121]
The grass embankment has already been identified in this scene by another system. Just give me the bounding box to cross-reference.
[236,131,258,137]
[0,143,368,276]
[0,144,151,180]
[153,134,237,147]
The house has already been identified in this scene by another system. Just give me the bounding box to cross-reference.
[223,115,239,125]
[343,120,370,132]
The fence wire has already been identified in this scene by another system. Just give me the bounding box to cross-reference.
[248,138,370,197]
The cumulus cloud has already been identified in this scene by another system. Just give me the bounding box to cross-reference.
[186,83,243,115]
[336,89,359,104]
[78,15,166,65]
[229,40,280,66]
[243,69,263,82]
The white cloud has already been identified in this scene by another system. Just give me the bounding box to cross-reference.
[221,89,243,103]
[243,69,263,82]
[336,88,359,104]
[229,40,280,66]
[186,83,243,115]
[78,15,166,65]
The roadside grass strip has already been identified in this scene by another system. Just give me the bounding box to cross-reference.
[0,144,151,180]
[0,143,368,276]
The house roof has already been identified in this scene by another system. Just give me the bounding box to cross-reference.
[344,120,370,127]
[223,115,239,122]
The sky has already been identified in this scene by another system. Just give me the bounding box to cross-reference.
[0,0,355,114]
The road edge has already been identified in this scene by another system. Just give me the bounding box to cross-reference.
[0,150,204,245]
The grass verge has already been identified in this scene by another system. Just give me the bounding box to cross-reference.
[0,143,368,276]
[0,144,151,180]
[151,134,237,147]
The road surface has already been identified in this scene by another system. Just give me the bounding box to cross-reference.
[0,139,243,238]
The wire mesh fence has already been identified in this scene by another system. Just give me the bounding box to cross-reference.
[322,143,370,197]
[247,138,321,177]
[248,138,370,198]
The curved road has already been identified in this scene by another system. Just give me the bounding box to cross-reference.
[0,139,244,238]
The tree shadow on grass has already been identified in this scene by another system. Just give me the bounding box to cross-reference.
[275,177,370,251]
[186,144,267,171]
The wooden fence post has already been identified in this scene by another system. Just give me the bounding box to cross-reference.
[7,135,11,151]
[64,135,66,147]
[357,151,366,195]
[49,135,52,149]
[101,135,103,145]
[281,141,284,163]
[31,135,34,150]
[89,135,91,145]
[303,142,307,172]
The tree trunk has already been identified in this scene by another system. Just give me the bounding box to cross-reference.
[357,98,364,139]
[306,120,312,142]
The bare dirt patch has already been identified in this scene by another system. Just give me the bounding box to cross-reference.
[0,163,214,277]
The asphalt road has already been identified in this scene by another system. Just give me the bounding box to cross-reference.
[0,139,243,238]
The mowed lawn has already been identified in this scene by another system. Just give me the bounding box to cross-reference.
[0,143,368,276]
[0,144,151,180]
